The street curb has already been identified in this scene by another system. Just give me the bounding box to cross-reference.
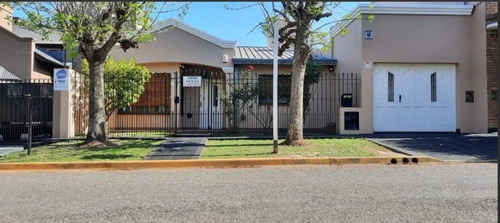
[0,156,441,171]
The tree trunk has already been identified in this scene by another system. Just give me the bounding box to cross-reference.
[85,58,107,143]
[284,30,310,146]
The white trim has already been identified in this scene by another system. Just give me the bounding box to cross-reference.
[358,3,473,15]
[487,22,498,30]
[151,18,237,49]
[331,3,474,38]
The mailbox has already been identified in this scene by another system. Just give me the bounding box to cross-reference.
[344,112,359,130]
[341,94,353,107]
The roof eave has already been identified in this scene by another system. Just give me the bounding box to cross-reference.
[331,3,474,38]
[151,18,237,49]
[233,59,337,66]
[34,49,64,67]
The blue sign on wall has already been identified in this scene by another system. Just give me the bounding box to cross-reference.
[54,68,69,91]
[365,30,373,40]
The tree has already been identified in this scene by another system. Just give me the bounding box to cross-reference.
[303,56,323,121]
[6,2,189,145]
[81,57,151,121]
[227,2,372,146]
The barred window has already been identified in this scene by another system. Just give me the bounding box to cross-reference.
[258,75,291,105]
[118,73,171,114]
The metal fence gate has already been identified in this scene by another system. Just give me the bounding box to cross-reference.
[0,79,53,142]
[100,69,360,137]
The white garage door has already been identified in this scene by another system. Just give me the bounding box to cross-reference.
[373,64,456,132]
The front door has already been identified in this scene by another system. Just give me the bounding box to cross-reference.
[199,79,223,129]
[373,64,456,132]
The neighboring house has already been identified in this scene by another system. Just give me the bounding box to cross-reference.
[108,19,344,134]
[0,7,75,140]
[331,2,494,134]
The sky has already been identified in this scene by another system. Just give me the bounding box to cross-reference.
[12,2,368,47]
[161,2,367,46]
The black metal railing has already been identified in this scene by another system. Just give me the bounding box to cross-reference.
[0,79,53,142]
[84,69,361,137]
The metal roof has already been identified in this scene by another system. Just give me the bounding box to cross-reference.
[233,46,336,65]
[35,47,64,67]
[0,66,22,80]
[12,25,62,44]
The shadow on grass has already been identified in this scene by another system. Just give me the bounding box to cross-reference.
[81,154,133,160]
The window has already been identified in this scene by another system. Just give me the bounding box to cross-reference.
[388,72,394,102]
[431,73,437,102]
[258,75,291,105]
[118,73,171,114]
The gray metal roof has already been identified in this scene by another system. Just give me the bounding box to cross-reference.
[34,48,64,67]
[0,66,22,80]
[12,25,62,44]
[233,46,336,65]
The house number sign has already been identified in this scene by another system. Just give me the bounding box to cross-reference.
[183,76,202,87]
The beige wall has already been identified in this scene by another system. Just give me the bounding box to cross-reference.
[333,4,488,134]
[53,69,76,138]
[332,20,362,75]
[33,59,54,79]
[470,2,487,133]
[0,26,34,79]
[110,27,234,69]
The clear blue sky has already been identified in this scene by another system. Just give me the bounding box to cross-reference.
[155,2,368,46]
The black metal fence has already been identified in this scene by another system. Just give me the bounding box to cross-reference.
[93,68,360,137]
[0,79,53,142]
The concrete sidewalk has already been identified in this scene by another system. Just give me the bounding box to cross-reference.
[143,137,206,160]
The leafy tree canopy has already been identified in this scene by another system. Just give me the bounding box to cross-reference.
[81,57,151,121]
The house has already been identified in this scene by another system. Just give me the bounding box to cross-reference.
[330,1,496,134]
[108,19,344,135]
[3,2,496,139]
[0,6,75,140]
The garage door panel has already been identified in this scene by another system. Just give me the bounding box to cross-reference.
[373,64,455,132]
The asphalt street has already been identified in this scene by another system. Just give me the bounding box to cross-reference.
[0,163,496,223]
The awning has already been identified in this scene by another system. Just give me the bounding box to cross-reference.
[34,47,64,67]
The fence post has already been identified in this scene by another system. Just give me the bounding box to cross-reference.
[26,94,32,155]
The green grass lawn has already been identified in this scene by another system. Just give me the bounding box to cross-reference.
[0,139,163,163]
[201,138,397,159]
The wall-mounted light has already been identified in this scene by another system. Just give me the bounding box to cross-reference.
[222,55,228,63]
[329,67,334,72]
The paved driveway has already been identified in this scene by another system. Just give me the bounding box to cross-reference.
[365,133,498,161]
